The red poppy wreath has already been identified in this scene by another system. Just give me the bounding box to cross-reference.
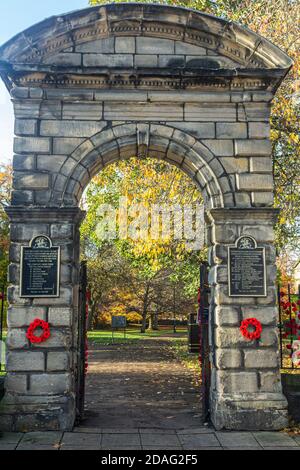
[26,318,51,344]
[240,318,262,341]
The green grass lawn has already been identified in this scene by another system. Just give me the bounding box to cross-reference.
[87,327,188,345]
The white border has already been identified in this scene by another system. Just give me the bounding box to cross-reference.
[20,235,61,298]
[228,236,267,298]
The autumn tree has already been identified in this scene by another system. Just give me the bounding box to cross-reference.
[0,164,11,291]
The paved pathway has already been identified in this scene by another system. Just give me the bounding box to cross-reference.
[0,336,299,450]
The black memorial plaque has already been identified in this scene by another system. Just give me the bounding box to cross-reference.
[20,236,60,298]
[228,236,266,297]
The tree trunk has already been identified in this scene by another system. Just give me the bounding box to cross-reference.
[141,310,147,333]
[153,309,159,330]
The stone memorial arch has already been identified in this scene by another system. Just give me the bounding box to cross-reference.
[0,3,293,431]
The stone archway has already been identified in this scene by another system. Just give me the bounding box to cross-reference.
[0,3,292,432]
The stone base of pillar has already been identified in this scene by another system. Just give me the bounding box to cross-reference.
[0,393,76,432]
[210,391,288,431]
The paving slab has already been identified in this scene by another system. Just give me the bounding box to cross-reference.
[20,431,62,446]
[140,433,181,447]
[139,428,176,434]
[176,427,214,434]
[102,433,141,448]
[253,432,299,448]
[60,432,101,448]
[0,444,18,450]
[216,432,261,448]
[101,428,140,434]
[179,433,221,449]
[0,432,24,444]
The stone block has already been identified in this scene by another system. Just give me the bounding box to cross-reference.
[13,100,40,119]
[212,223,238,243]
[244,350,279,368]
[202,140,234,157]
[104,102,183,121]
[259,328,279,347]
[29,88,44,99]
[76,38,114,53]
[5,373,28,393]
[215,327,250,348]
[62,103,103,121]
[158,55,184,67]
[7,307,47,328]
[46,90,94,101]
[13,173,50,190]
[216,123,247,139]
[44,53,82,66]
[175,41,206,55]
[115,36,135,53]
[238,103,271,122]
[10,223,49,242]
[215,306,240,326]
[241,307,277,326]
[185,104,236,122]
[6,329,29,349]
[216,371,258,393]
[40,101,62,120]
[215,349,242,369]
[170,122,215,138]
[53,138,85,155]
[48,308,72,327]
[248,123,270,139]
[6,352,45,372]
[134,55,158,67]
[235,139,271,157]
[136,37,174,54]
[14,137,50,154]
[251,192,274,207]
[237,174,273,191]
[31,328,72,349]
[47,352,70,371]
[83,54,133,67]
[15,119,37,136]
[241,224,274,242]
[260,372,282,392]
[219,157,249,174]
[13,154,35,171]
[50,224,73,239]
[11,87,29,99]
[250,158,272,173]
[37,155,67,172]
[29,373,72,395]
[11,190,34,205]
[40,120,103,138]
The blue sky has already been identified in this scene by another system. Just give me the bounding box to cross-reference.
[0,0,89,164]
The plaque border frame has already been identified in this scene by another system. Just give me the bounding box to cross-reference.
[228,235,267,298]
[19,235,61,298]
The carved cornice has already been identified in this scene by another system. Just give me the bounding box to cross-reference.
[0,4,292,93]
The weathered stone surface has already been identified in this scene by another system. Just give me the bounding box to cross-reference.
[47,353,70,371]
[216,123,247,139]
[5,374,28,393]
[15,119,37,136]
[29,373,72,395]
[249,122,270,139]
[215,349,242,369]
[13,173,50,190]
[185,104,236,122]
[48,308,72,327]
[244,350,279,368]
[76,38,114,53]
[40,120,103,138]
[241,307,277,325]
[83,53,133,67]
[115,36,135,53]
[250,157,272,173]
[134,55,158,67]
[216,371,258,393]
[136,37,174,54]
[235,139,271,157]
[7,352,45,372]
[62,103,103,121]
[14,137,50,154]
[237,174,273,191]
[7,307,47,328]
[215,306,240,326]
[202,140,234,157]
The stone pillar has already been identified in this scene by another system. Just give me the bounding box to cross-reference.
[207,208,288,430]
[0,207,84,432]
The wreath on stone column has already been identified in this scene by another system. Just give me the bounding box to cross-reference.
[26,319,51,344]
[240,318,262,341]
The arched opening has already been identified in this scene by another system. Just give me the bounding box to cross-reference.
[78,154,206,429]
